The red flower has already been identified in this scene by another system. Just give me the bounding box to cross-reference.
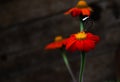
[45,36,65,50]
[64,0,92,17]
[65,8,91,17]
[64,32,100,52]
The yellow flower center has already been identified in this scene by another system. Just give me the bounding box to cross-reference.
[54,36,63,42]
[75,32,87,40]
[76,0,88,8]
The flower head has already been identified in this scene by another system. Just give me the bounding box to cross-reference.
[76,0,89,8]
[64,0,92,17]
[45,36,65,50]
[64,32,100,52]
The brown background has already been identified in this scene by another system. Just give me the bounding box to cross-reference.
[0,0,120,82]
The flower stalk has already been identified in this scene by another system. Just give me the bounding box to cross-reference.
[80,17,84,32]
[79,17,86,82]
[79,52,86,82]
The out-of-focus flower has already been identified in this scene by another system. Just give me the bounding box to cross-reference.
[64,0,92,17]
[64,32,100,52]
[45,36,65,50]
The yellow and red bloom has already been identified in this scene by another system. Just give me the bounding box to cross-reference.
[64,32,100,52]
[45,36,65,50]
[64,0,92,17]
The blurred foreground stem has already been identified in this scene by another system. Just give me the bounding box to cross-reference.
[62,51,77,82]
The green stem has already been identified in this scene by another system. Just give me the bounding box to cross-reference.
[62,52,77,82]
[80,18,84,32]
[79,52,86,82]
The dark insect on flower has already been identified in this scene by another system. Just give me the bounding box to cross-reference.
[82,16,95,31]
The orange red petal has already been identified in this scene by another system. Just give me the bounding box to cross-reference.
[64,32,100,52]
[64,7,91,17]
[45,40,66,50]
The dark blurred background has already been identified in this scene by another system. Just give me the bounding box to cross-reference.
[0,0,120,82]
